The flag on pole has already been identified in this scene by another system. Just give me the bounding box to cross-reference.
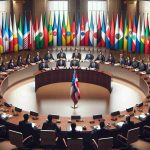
[71,15,76,46]
[28,12,33,49]
[123,16,128,51]
[106,14,110,48]
[5,14,9,52]
[23,14,29,49]
[136,16,140,53]
[110,15,115,48]
[0,28,3,54]
[44,13,48,48]
[48,12,53,46]
[76,15,80,46]
[2,14,6,53]
[93,14,97,47]
[101,12,106,47]
[35,16,40,49]
[62,12,66,46]
[13,14,18,52]
[57,12,62,46]
[119,15,123,49]
[66,15,71,46]
[115,14,119,49]
[9,15,13,52]
[80,16,85,46]
[70,70,80,105]
[128,15,132,52]
[85,16,89,46]
[145,14,150,54]
[18,16,23,50]
[97,13,101,47]
[140,17,145,54]
[89,12,94,46]
[39,14,44,49]
[53,12,57,46]
[132,16,137,52]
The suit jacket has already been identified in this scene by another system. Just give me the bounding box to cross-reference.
[67,129,81,139]
[42,121,60,132]
[107,56,115,64]
[70,60,80,67]
[57,52,66,59]
[131,61,139,68]
[72,52,81,60]
[34,55,41,63]
[119,58,126,65]
[56,60,66,67]
[95,54,105,62]
[89,62,99,69]
[17,59,23,66]
[146,67,150,74]
[138,63,146,71]
[126,59,132,66]
[144,114,150,126]
[85,54,94,60]
[45,53,54,61]
[26,58,32,65]
[39,62,49,70]
[8,62,15,69]
[0,65,6,72]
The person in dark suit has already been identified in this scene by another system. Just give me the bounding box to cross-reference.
[138,60,146,71]
[42,115,60,132]
[125,57,132,66]
[17,55,24,66]
[26,54,32,65]
[8,59,16,69]
[95,51,105,62]
[45,50,54,61]
[0,62,7,72]
[34,52,41,63]
[85,51,94,61]
[118,54,126,65]
[39,59,49,70]
[89,60,99,70]
[72,50,81,60]
[106,53,115,64]
[146,63,150,74]
[57,50,66,60]
[56,58,66,68]
[70,57,80,68]
[131,57,139,68]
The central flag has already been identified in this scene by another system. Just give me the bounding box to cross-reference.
[136,16,140,53]
[13,14,18,52]
[44,13,48,48]
[39,14,44,48]
[53,12,57,46]
[66,15,71,46]
[115,14,119,49]
[48,12,53,46]
[62,12,66,46]
[106,15,110,48]
[110,15,115,48]
[140,17,145,54]
[123,16,128,51]
[9,15,13,52]
[70,70,80,105]
[57,12,62,46]
[18,16,23,50]
[80,16,85,46]
[101,12,106,47]
[85,16,89,46]
[89,13,94,46]
[132,16,137,53]
[76,15,80,46]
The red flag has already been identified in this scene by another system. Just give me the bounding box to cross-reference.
[132,16,137,52]
[97,14,101,47]
[145,15,150,54]
[110,15,115,48]
[85,16,89,46]
[28,12,32,49]
[80,16,85,46]
[44,14,48,48]
[71,15,76,46]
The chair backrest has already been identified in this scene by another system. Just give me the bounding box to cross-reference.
[127,127,140,144]
[9,130,23,148]
[67,138,83,150]
[40,130,57,146]
[97,137,113,150]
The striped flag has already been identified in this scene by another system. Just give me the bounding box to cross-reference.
[57,12,62,46]
[123,16,128,51]
[9,15,13,52]
[140,17,145,54]
[97,13,101,47]
[35,16,40,49]
[80,16,85,46]
[115,14,119,49]
[44,13,48,48]
[2,14,6,53]
[145,14,150,54]
[62,12,66,46]
[39,14,44,49]
[66,15,71,46]
[119,15,123,49]
[93,14,97,47]
[48,12,53,46]
[85,16,89,46]
[136,16,140,53]
[13,14,18,52]
[89,13,94,46]
[28,12,33,49]
[18,16,23,50]
[5,14,9,52]
[128,15,132,52]
[101,12,106,47]
[110,15,115,48]
[71,15,76,46]
[106,14,110,48]
[53,12,57,46]
[76,15,80,46]
[132,16,137,53]
[0,27,3,54]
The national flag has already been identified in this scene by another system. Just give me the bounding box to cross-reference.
[13,14,18,52]
[39,14,44,48]
[5,14,9,52]
[70,70,80,105]
[66,15,71,46]
[62,12,66,46]
[28,12,33,49]
[53,12,57,46]
[18,16,23,50]
[76,15,80,46]
[57,12,62,46]
[132,16,137,52]
[93,14,97,47]
[128,15,132,52]
[44,13,48,48]
[80,16,85,46]
[35,16,40,49]
[136,16,140,53]
[9,15,13,52]
[101,12,106,47]
[23,14,29,49]
[0,28,3,54]
[115,14,119,49]
[123,16,128,51]
[145,14,150,54]
[85,16,89,46]
[71,15,76,46]
[106,14,110,48]
[140,17,145,54]
[97,13,101,47]
[2,14,6,53]
[48,12,53,46]
[89,13,94,46]
[119,15,123,49]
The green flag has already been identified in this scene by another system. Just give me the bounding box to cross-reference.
[39,15,44,48]
[48,12,53,46]
[35,16,39,49]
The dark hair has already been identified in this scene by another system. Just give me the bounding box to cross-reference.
[126,115,131,122]
[71,123,76,130]
[47,114,52,122]
[23,114,29,121]
[100,121,105,129]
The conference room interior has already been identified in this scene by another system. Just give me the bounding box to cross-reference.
[0,0,150,150]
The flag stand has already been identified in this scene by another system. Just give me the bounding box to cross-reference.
[71,103,78,109]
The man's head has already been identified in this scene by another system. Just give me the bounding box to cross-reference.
[23,114,29,121]
[100,121,105,129]
[71,122,76,130]
[126,115,131,122]
[47,114,52,122]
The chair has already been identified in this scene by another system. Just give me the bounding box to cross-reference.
[93,137,113,150]
[0,125,6,141]
[40,130,57,148]
[141,125,150,141]
[117,127,140,148]
[67,138,84,150]
[9,130,33,148]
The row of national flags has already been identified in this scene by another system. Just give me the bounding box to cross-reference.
[0,12,150,54]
